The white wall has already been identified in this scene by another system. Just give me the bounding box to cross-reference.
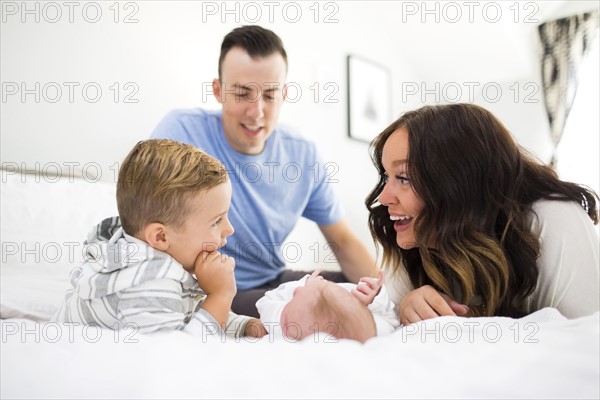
[2,0,597,268]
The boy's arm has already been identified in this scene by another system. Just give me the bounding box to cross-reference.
[194,251,236,329]
[222,313,267,338]
[200,293,234,330]
[115,276,248,338]
[117,279,190,333]
[193,251,266,337]
[185,309,257,339]
[243,318,268,337]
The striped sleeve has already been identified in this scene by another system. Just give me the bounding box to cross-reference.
[117,277,252,337]
[117,278,188,333]
[224,312,252,338]
[184,311,252,339]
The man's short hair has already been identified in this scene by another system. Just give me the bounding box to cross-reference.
[218,25,288,79]
[117,139,227,235]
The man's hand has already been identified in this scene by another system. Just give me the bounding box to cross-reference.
[398,285,469,325]
[352,269,384,305]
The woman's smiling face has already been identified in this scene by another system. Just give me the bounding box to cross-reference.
[377,127,424,250]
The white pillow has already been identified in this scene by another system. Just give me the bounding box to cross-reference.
[0,264,69,321]
[1,170,118,320]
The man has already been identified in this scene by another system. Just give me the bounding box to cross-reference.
[152,25,375,317]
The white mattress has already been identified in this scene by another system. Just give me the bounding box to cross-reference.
[2,170,599,399]
[1,309,598,399]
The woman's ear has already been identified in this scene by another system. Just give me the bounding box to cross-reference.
[142,223,169,251]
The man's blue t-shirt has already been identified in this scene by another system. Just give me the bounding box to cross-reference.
[151,109,344,290]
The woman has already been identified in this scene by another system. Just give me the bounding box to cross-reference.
[366,103,599,323]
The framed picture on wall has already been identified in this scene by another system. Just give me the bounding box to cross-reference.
[347,55,392,143]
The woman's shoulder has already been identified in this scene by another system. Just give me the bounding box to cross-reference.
[528,199,599,318]
[530,198,594,229]
[530,198,598,267]
[532,198,587,212]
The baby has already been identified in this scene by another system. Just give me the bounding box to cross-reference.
[257,270,399,343]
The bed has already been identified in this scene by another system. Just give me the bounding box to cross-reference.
[1,168,599,399]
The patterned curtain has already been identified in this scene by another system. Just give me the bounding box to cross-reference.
[538,11,598,166]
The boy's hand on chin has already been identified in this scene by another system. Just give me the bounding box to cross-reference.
[194,250,237,298]
[195,251,237,329]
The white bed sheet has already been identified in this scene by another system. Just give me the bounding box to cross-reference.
[2,170,599,399]
[1,309,598,399]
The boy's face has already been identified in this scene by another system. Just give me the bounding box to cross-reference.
[213,47,287,155]
[164,180,234,272]
[281,271,371,341]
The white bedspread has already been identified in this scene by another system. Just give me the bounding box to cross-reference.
[2,308,598,399]
[2,170,598,399]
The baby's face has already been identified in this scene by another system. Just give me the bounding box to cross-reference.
[163,180,234,272]
[280,271,370,341]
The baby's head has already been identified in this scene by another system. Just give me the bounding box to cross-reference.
[117,139,234,272]
[281,271,376,343]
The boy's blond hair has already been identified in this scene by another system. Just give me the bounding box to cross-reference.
[117,139,227,236]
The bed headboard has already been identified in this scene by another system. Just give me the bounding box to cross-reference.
[1,166,118,273]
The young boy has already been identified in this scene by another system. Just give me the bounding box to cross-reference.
[52,139,265,338]
[256,270,399,343]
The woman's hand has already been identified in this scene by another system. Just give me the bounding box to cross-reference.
[398,285,469,324]
[352,269,384,305]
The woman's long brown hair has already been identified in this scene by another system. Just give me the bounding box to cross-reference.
[366,104,598,317]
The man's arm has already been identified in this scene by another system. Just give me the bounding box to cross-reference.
[319,219,376,283]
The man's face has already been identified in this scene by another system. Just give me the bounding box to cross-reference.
[213,47,287,155]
